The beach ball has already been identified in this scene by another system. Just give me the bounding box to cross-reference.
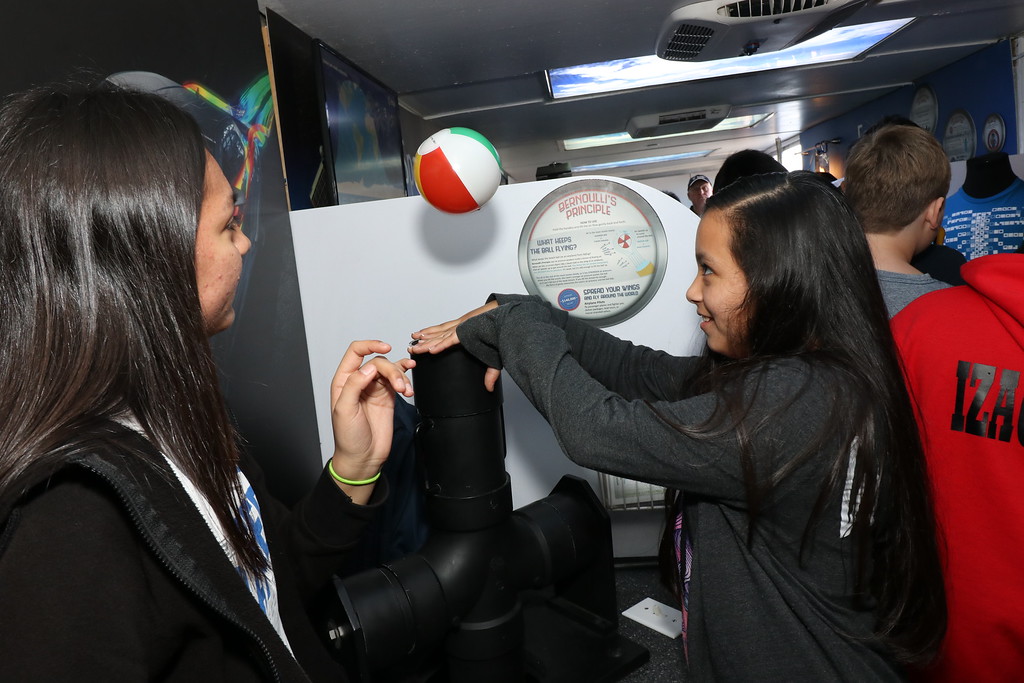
[414,127,502,213]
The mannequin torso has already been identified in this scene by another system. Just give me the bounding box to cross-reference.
[962,152,1017,198]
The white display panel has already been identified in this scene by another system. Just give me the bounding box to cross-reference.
[291,176,701,507]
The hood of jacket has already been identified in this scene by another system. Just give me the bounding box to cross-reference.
[961,253,1024,350]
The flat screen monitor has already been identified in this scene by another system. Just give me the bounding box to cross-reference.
[313,40,407,206]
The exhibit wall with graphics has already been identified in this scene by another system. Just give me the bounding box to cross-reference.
[802,41,1018,176]
[291,176,701,508]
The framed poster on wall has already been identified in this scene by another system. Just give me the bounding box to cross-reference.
[313,40,407,206]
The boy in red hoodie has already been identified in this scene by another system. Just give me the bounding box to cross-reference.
[892,253,1024,681]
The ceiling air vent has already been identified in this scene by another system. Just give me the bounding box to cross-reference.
[662,24,716,61]
[627,105,730,138]
[718,0,829,19]
[656,0,879,62]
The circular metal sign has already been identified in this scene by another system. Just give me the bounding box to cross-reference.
[518,179,668,327]
[909,85,938,134]
[983,113,1006,153]
[942,109,976,162]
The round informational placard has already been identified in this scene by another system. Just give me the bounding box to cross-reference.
[983,113,1006,153]
[942,109,976,162]
[909,85,938,134]
[518,179,668,327]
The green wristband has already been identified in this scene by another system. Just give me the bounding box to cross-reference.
[328,460,381,486]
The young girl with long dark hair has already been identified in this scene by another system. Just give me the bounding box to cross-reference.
[411,171,945,679]
[0,83,413,681]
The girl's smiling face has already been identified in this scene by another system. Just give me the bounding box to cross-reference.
[686,209,751,359]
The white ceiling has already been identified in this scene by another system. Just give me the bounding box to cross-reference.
[261,0,1024,182]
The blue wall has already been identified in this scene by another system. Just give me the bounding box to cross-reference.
[801,41,1017,175]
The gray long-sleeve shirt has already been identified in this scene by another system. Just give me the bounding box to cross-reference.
[458,297,901,682]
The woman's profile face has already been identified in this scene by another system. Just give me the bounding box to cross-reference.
[686,209,750,358]
[195,153,251,336]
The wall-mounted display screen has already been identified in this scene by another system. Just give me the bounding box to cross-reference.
[313,40,406,206]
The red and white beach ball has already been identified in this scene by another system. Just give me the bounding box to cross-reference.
[413,127,502,213]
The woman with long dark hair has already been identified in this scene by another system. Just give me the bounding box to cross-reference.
[410,172,945,679]
[0,83,413,681]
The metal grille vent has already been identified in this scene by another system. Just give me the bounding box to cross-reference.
[598,472,666,511]
[659,109,709,125]
[718,0,829,19]
[663,24,716,60]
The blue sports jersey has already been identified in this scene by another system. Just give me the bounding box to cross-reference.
[943,177,1024,258]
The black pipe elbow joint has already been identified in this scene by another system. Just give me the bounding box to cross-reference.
[328,348,647,681]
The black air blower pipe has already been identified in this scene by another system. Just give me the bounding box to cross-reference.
[330,348,618,681]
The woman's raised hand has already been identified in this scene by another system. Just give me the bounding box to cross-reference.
[409,300,501,391]
[408,300,498,355]
[329,340,415,503]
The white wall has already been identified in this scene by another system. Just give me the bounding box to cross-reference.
[291,176,701,508]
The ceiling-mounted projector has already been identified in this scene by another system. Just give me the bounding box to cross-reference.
[627,105,731,138]
[656,0,881,62]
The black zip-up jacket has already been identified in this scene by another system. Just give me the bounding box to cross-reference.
[0,428,386,681]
